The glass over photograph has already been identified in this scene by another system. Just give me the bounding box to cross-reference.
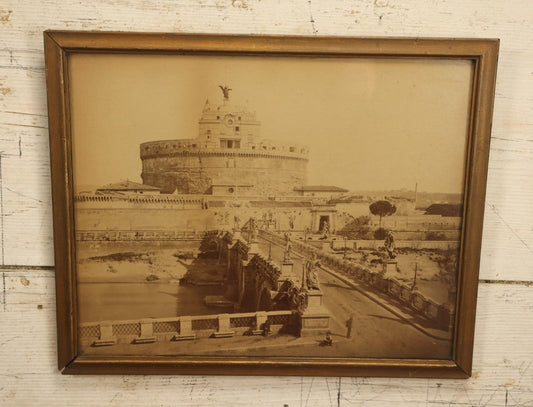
[68,53,473,359]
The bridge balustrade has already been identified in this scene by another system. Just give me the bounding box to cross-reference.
[257,228,453,331]
[78,310,295,347]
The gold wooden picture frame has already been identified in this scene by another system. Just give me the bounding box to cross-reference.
[44,31,498,377]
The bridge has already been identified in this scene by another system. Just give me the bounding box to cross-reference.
[80,225,454,358]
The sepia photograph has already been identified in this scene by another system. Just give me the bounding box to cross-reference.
[67,51,473,361]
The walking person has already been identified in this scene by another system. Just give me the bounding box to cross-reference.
[346,315,354,339]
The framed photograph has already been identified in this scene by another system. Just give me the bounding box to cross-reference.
[44,31,498,377]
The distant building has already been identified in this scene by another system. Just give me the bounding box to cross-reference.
[96,180,161,196]
[424,203,463,217]
[140,87,309,196]
[293,185,348,199]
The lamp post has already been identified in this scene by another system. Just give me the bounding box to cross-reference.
[412,262,418,291]
[343,235,347,259]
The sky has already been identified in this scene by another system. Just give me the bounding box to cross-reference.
[69,53,473,194]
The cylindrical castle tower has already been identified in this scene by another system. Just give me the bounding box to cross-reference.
[140,87,309,196]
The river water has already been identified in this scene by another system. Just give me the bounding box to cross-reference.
[76,240,227,323]
[78,282,226,323]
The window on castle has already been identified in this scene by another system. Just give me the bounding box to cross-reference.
[235,126,240,131]
[221,139,240,149]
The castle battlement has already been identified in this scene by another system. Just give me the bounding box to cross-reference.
[140,87,309,196]
[140,140,309,160]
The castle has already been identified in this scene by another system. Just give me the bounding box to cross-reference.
[76,87,348,235]
[140,86,310,196]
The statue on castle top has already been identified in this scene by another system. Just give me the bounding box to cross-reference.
[219,85,232,100]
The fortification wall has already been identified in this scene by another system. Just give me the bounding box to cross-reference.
[141,151,308,195]
[75,205,314,232]
[75,208,218,231]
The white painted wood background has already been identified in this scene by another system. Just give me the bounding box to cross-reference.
[1,0,532,405]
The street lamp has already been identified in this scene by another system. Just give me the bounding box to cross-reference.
[343,235,347,259]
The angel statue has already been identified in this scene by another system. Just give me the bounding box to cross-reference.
[219,85,232,100]
[384,230,396,259]
[304,252,321,291]
[284,231,293,261]
[233,215,241,232]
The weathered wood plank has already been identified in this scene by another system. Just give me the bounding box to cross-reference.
[1,269,532,405]
[0,1,532,281]
[0,0,532,404]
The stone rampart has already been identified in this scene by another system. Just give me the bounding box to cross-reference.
[75,229,212,241]
[140,143,308,195]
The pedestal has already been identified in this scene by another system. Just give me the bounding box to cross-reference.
[173,316,196,341]
[247,240,260,255]
[278,261,294,290]
[134,319,156,344]
[92,322,116,347]
[300,289,330,336]
[306,289,324,309]
[383,260,398,274]
[212,313,234,338]
[281,261,293,275]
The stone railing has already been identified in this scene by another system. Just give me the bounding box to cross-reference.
[75,194,205,206]
[76,229,213,242]
[351,239,460,251]
[141,138,309,156]
[79,310,294,347]
[140,142,309,161]
[258,229,453,331]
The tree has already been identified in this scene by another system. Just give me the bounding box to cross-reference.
[338,216,371,239]
[369,200,397,228]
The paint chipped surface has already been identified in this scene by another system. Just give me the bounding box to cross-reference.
[0,9,12,22]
